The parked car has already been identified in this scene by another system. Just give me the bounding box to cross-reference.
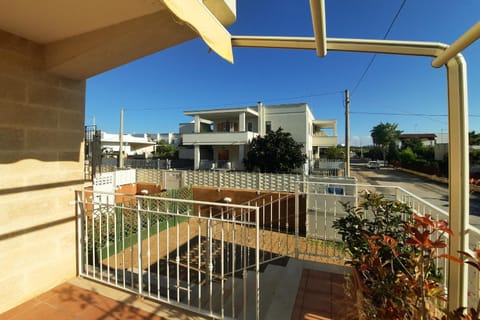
[367,161,380,169]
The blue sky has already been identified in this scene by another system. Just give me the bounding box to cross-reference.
[86,0,480,146]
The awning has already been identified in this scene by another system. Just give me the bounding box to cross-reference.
[164,0,234,63]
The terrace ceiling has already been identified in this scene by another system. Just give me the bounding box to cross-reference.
[0,0,236,79]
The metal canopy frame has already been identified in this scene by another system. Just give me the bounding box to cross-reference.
[231,32,473,310]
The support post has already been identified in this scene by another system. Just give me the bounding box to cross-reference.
[119,108,124,168]
[231,36,471,309]
[445,56,469,310]
[345,89,350,177]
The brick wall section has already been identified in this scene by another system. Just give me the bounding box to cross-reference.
[0,30,86,313]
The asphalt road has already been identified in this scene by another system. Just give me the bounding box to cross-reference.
[350,163,480,229]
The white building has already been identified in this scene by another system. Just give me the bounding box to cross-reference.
[181,102,338,170]
[101,132,156,157]
[135,132,182,146]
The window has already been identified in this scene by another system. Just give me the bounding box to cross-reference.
[266,121,272,133]
[225,122,231,132]
[247,122,253,132]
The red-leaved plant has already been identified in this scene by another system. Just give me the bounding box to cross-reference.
[334,192,462,319]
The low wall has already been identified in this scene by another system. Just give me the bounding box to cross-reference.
[397,167,480,193]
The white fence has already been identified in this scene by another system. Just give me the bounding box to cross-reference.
[93,169,136,209]
[76,190,262,319]
[136,169,304,193]
[80,172,480,312]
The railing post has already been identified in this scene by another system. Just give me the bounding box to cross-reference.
[76,190,84,276]
[295,182,300,259]
[257,171,261,191]
[137,198,143,295]
[255,207,260,320]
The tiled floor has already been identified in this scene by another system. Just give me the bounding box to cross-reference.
[291,269,357,320]
[0,282,167,320]
[1,270,356,320]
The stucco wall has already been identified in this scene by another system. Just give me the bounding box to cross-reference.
[0,30,85,313]
[264,104,309,155]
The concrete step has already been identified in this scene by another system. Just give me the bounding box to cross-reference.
[224,270,257,319]
[264,259,304,320]
[258,264,285,320]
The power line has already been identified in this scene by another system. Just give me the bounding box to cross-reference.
[351,0,408,96]
[116,90,346,112]
[350,110,449,125]
[351,111,447,117]
[351,111,480,117]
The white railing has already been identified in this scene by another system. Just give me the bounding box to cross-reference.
[76,190,261,320]
[297,180,480,309]
[77,179,480,312]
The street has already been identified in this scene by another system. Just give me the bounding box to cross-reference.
[350,163,480,229]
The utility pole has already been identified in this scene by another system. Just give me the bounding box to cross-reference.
[119,108,124,169]
[345,90,350,177]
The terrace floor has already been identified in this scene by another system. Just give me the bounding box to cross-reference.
[1,268,356,320]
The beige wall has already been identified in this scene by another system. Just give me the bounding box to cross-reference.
[0,30,85,313]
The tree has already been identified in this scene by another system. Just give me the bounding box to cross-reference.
[470,131,480,145]
[400,137,423,152]
[370,122,402,162]
[152,140,178,159]
[401,137,434,161]
[325,146,344,160]
[243,127,306,173]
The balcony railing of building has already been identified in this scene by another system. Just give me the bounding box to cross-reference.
[182,131,259,145]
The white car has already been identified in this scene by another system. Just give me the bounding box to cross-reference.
[367,161,380,169]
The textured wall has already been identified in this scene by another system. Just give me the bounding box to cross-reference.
[0,30,85,313]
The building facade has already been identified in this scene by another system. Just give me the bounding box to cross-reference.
[0,0,236,313]
[181,102,337,171]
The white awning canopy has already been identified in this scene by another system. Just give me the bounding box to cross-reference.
[164,0,234,63]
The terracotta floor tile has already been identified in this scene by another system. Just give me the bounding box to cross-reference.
[5,269,355,320]
[0,299,42,320]
[0,283,169,320]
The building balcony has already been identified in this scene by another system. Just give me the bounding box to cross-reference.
[182,131,259,145]
[312,135,338,147]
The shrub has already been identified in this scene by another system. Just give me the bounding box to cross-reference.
[333,191,456,319]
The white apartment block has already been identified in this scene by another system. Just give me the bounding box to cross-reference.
[182,102,338,170]
[101,132,156,156]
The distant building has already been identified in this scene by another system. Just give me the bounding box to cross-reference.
[135,132,182,146]
[399,133,437,148]
[101,132,155,157]
[181,102,338,171]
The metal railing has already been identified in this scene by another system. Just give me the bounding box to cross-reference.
[76,180,480,315]
[76,190,261,319]
[297,180,480,308]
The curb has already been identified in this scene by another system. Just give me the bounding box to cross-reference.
[396,167,480,193]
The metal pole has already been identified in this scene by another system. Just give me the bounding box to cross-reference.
[119,108,124,168]
[345,89,350,177]
[76,190,84,276]
[137,198,143,295]
[255,207,260,320]
[445,55,469,309]
[231,35,470,310]
[432,22,480,68]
